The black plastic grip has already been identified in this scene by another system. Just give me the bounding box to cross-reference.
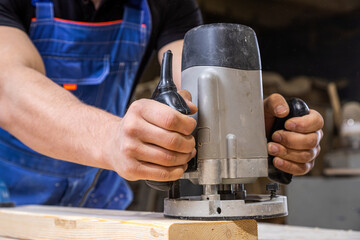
[145,50,191,191]
[268,98,310,185]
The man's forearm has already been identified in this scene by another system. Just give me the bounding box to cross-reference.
[0,64,118,169]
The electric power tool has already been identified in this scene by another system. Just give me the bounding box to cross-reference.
[147,23,309,220]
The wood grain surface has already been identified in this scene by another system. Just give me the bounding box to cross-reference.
[1,206,359,240]
[0,206,257,240]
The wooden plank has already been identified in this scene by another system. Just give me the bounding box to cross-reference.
[324,168,360,176]
[0,206,258,240]
[258,223,360,240]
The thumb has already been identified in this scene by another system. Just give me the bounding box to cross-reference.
[263,93,289,137]
[178,89,198,115]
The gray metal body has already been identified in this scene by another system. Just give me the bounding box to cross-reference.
[163,23,288,220]
[163,65,288,220]
[181,66,268,185]
[165,195,287,220]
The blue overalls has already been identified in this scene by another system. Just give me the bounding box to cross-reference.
[0,0,151,209]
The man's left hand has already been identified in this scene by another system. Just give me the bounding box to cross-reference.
[264,94,324,175]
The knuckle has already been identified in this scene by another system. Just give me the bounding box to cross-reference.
[129,100,143,113]
[163,152,177,165]
[123,120,138,136]
[318,130,324,140]
[121,142,137,156]
[283,160,307,175]
[190,136,196,149]
[306,135,318,148]
[182,137,195,153]
[182,118,197,136]
[317,113,325,129]
[278,146,288,158]
[316,145,321,157]
[300,150,313,163]
[269,93,282,100]
[167,135,181,150]
[174,169,185,180]
[163,113,177,130]
[279,132,289,146]
[158,170,170,181]
[296,163,311,175]
[190,118,197,132]
[304,162,312,174]
[132,163,142,177]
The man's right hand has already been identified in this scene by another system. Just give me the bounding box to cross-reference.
[107,93,197,181]
[0,26,196,182]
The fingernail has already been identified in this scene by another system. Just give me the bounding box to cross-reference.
[275,105,287,115]
[287,121,296,131]
[269,144,279,154]
[272,133,282,142]
[274,158,283,167]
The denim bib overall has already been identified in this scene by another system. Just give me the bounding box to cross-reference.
[0,0,151,209]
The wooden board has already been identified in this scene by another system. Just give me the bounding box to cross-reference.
[0,206,257,240]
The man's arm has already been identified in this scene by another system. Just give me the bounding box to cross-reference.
[0,26,106,167]
[0,26,196,181]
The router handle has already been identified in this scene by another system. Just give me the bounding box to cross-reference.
[268,98,310,184]
[145,50,191,191]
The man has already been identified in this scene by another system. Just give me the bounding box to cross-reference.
[0,0,323,209]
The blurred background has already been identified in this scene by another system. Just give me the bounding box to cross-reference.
[127,0,360,231]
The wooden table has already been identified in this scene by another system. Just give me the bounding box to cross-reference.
[0,206,359,240]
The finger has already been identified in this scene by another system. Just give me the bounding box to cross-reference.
[272,130,322,150]
[285,109,324,133]
[178,89,192,102]
[131,143,196,167]
[130,99,197,135]
[178,89,198,114]
[131,120,196,153]
[263,93,289,134]
[268,142,321,164]
[125,160,187,181]
[263,93,289,118]
[273,157,315,175]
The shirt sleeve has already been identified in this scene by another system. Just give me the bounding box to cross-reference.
[0,0,33,32]
[156,0,203,50]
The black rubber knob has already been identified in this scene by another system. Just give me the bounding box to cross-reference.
[146,50,190,191]
[268,98,310,185]
[266,182,280,191]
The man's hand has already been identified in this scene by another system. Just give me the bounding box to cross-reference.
[264,94,324,175]
[108,90,197,181]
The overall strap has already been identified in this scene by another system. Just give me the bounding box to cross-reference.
[125,0,151,34]
[32,0,54,20]
[123,0,147,25]
[123,8,143,25]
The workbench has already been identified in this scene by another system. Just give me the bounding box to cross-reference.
[0,206,359,240]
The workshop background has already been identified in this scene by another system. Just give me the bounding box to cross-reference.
[127,0,360,231]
